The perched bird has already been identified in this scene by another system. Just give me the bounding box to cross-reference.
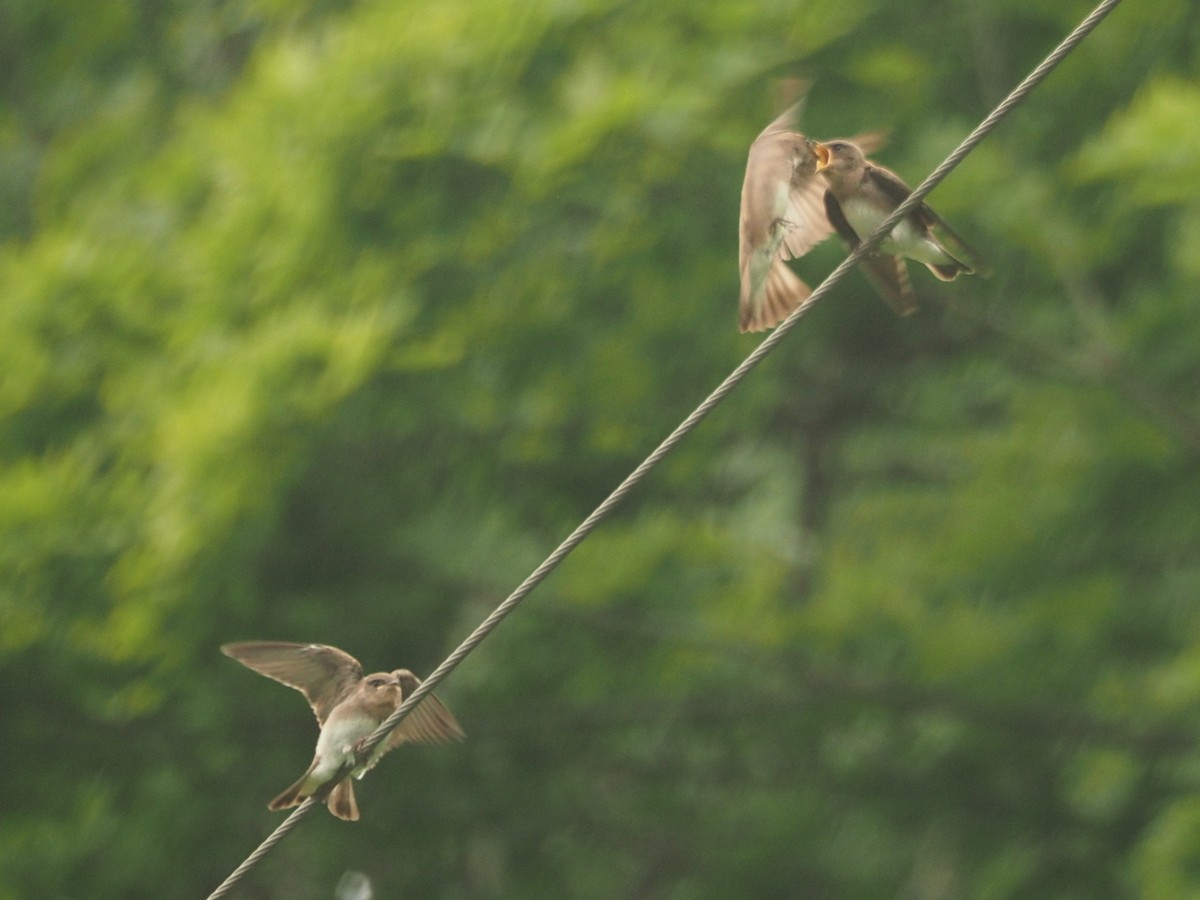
[222,641,464,821]
[814,139,980,315]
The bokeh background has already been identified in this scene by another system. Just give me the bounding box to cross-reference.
[3,0,1199,897]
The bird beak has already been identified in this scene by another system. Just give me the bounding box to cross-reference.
[813,143,831,171]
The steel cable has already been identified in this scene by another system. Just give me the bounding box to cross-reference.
[206,1,1124,894]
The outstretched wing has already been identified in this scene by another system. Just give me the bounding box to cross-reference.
[221,641,363,724]
[781,172,834,261]
[386,670,466,747]
[755,100,802,140]
[849,130,889,157]
[755,78,811,140]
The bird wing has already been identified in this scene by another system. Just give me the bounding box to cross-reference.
[740,258,812,333]
[864,161,956,239]
[221,642,364,724]
[754,77,811,140]
[384,670,466,748]
[755,100,802,140]
[781,174,834,260]
[849,130,889,156]
[863,164,983,275]
[823,190,861,247]
[863,162,914,209]
[778,123,893,263]
[858,253,918,316]
[914,204,985,275]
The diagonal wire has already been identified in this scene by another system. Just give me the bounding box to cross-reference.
[205,0,1123,895]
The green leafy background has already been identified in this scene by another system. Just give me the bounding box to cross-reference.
[3,0,1198,896]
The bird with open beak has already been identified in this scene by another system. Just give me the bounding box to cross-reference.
[222,641,464,821]
[813,139,980,315]
[738,87,888,332]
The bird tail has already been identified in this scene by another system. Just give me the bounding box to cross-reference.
[921,210,985,281]
[269,761,360,821]
[326,779,360,822]
[740,260,811,333]
[924,259,973,282]
[269,760,320,812]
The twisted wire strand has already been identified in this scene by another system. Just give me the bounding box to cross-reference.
[205,1,1123,895]
[206,801,316,899]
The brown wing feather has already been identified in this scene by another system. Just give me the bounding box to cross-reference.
[863,163,914,211]
[865,164,982,274]
[221,642,363,724]
[781,175,834,261]
[859,253,918,316]
[756,100,802,140]
[771,100,881,264]
[849,130,889,156]
[385,670,466,749]
[823,190,860,247]
[740,260,811,333]
[915,205,983,276]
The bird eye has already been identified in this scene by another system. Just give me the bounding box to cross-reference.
[369,677,385,688]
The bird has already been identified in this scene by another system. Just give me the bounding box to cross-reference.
[737,97,835,333]
[738,90,888,332]
[814,139,980,315]
[221,641,464,821]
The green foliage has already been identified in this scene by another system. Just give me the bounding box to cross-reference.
[2,0,1199,896]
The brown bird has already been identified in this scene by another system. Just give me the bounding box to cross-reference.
[222,641,464,821]
[738,91,888,332]
[814,139,980,315]
[737,98,834,333]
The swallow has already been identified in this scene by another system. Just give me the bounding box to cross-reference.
[814,139,980,315]
[222,641,464,821]
[738,91,889,332]
[737,97,833,332]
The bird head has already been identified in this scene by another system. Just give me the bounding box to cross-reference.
[788,134,820,176]
[359,672,403,713]
[814,140,864,175]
